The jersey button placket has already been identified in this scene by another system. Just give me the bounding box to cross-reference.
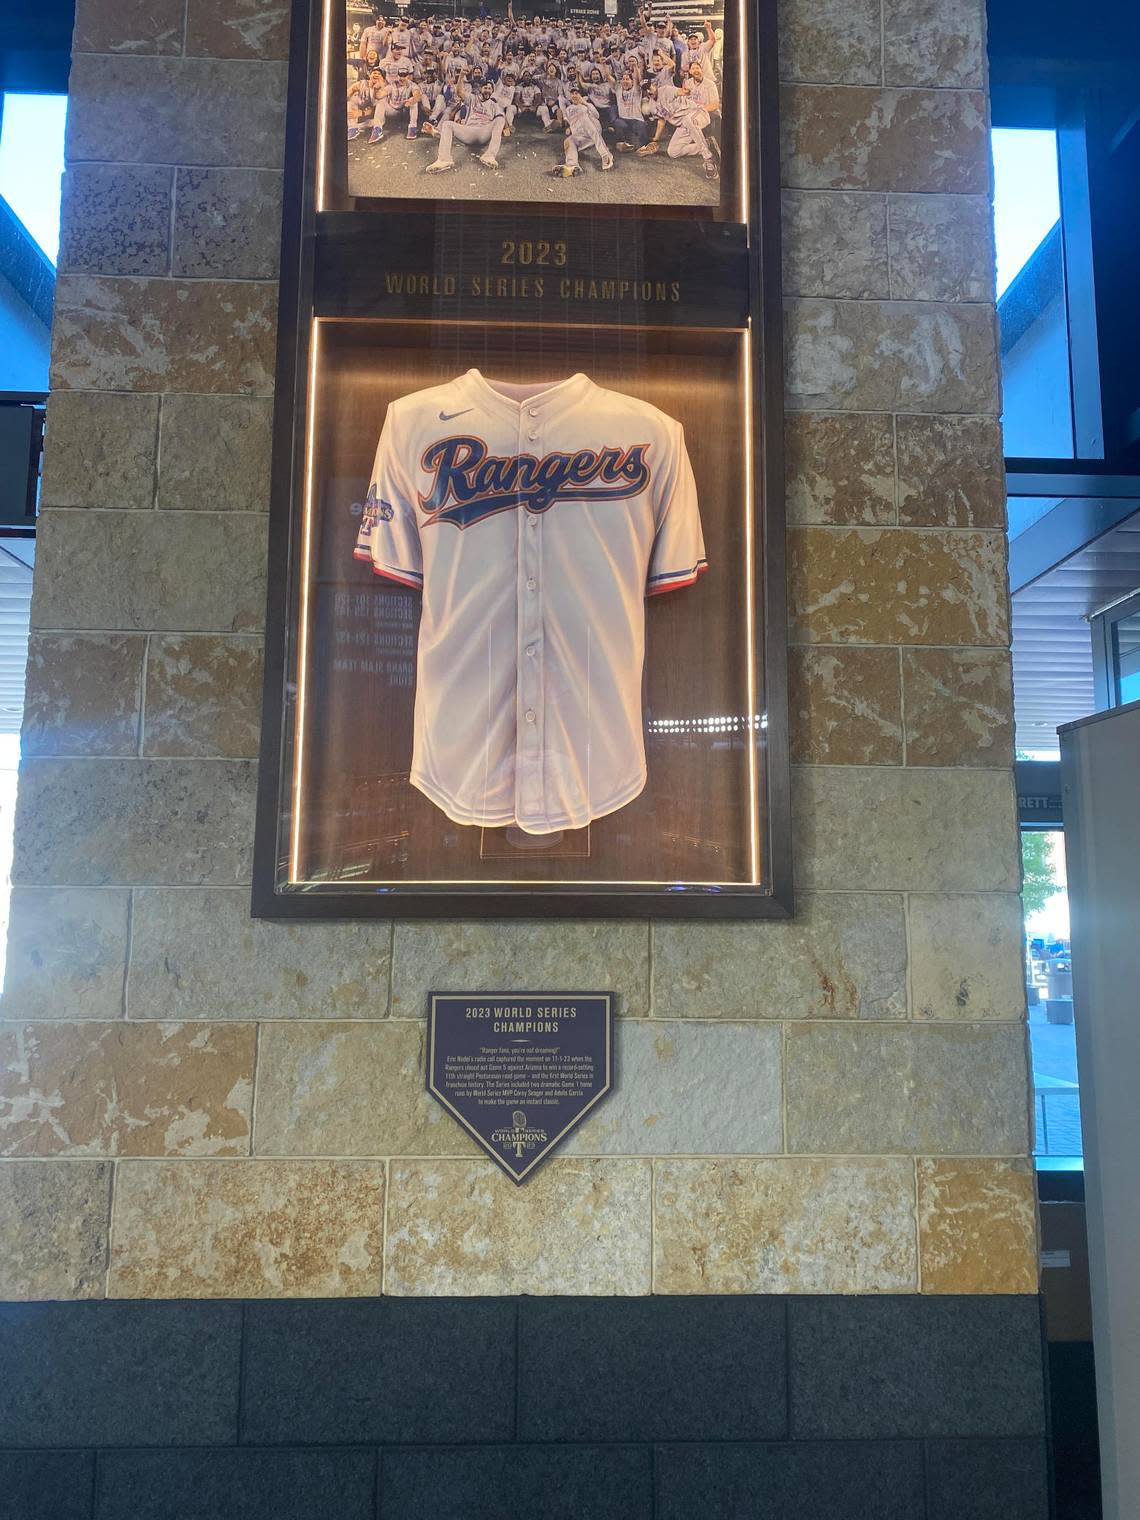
[517,405,545,829]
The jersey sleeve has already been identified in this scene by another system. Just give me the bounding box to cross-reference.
[647,420,707,595]
[353,408,424,590]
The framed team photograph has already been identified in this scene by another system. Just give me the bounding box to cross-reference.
[339,2,735,209]
[252,0,790,917]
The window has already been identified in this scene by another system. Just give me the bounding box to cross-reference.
[1022,828,1083,1169]
[0,92,67,264]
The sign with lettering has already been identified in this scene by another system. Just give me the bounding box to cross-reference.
[426,992,614,1184]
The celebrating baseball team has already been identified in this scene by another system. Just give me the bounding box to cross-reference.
[346,2,725,185]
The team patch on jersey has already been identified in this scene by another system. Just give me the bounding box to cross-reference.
[418,435,652,528]
[362,485,395,527]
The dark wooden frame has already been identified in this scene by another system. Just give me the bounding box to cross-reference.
[252,0,792,919]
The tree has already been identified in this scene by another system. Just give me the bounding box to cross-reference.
[1021,832,1062,918]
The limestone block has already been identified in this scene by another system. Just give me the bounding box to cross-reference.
[782,191,889,298]
[58,165,172,277]
[391,922,649,1018]
[173,169,283,279]
[0,1022,253,1156]
[653,894,908,1021]
[2,888,130,1020]
[896,415,1005,528]
[40,392,159,510]
[32,511,267,633]
[67,56,287,168]
[909,893,1026,1020]
[144,636,263,758]
[784,412,896,526]
[185,0,291,59]
[777,0,882,85]
[781,86,988,194]
[0,1159,112,1299]
[785,1023,1030,1154]
[22,634,144,758]
[789,646,903,765]
[158,395,274,512]
[792,766,1020,891]
[51,276,277,395]
[12,759,256,887]
[253,1022,477,1157]
[787,527,1008,645]
[128,889,392,1019]
[385,1160,651,1295]
[653,1158,918,1293]
[902,649,1014,768]
[74,0,182,53]
[888,194,995,301]
[785,300,998,414]
[918,1158,1038,1292]
[883,0,986,88]
[563,1021,782,1155]
[109,1160,385,1297]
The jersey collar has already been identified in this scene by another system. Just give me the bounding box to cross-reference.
[462,369,593,420]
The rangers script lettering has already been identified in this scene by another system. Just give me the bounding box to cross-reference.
[418,436,652,526]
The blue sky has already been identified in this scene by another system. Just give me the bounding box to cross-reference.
[0,93,68,263]
[991,127,1062,296]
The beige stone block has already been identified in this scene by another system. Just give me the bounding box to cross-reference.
[918,1157,1038,1293]
[0,1022,253,1157]
[785,300,998,414]
[109,1159,385,1297]
[786,1022,1030,1154]
[185,0,291,59]
[903,648,1014,767]
[74,0,182,53]
[888,194,994,301]
[778,0,881,84]
[896,415,1005,528]
[173,169,283,279]
[0,1159,112,1299]
[12,759,255,887]
[781,86,988,194]
[67,55,287,168]
[22,634,144,758]
[784,412,896,526]
[910,893,1026,1020]
[253,1022,476,1158]
[787,528,1008,646]
[792,766,1020,891]
[58,165,171,277]
[789,646,903,765]
[128,888,392,1019]
[385,1159,651,1295]
[564,1022,782,1156]
[884,0,986,88]
[782,191,889,298]
[41,391,159,510]
[51,276,277,396]
[391,922,649,1018]
[654,1158,918,1293]
[653,893,907,1021]
[2,888,130,1020]
[158,395,273,512]
[144,636,263,758]
[32,511,267,633]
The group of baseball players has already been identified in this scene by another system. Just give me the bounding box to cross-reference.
[346,4,724,182]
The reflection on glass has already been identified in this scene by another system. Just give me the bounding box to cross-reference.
[1023,829,1082,1166]
[0,93,67,264]
[1112,611,1140,704]
[992,128,1074,458]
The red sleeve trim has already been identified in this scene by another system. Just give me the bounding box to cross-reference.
[352,548,372,563]
[647,560,709,596]
[371,564,423,590]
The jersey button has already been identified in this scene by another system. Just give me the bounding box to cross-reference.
[526,578,536,591]
[527,431,538,442]
[525,709,536,723]
[526,645,536,657]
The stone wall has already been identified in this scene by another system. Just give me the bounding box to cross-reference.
[0,0,1036,1303]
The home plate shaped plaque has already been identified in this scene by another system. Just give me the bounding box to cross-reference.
[427,992,614,1184]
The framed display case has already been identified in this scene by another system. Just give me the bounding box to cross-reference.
[252,0,791,918]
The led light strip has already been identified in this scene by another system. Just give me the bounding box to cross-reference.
[289,318,322,882]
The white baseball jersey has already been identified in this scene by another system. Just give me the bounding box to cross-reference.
[353,370,707,834]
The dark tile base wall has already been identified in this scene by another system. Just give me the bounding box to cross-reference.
[0,1295,1051,1519]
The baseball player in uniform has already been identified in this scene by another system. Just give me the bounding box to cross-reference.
[426,80,506,171]
[371,63,422,141]
[612,72,649,150]
[638,64,719,177]
[353,369,707,833]
[553,87,613,175]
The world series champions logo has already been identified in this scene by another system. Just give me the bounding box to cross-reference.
[418,435,653,528]
[490,1109,549,1161]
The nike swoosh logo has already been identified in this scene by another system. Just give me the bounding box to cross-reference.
[439,408,472,421]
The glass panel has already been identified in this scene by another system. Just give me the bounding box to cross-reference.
[0,94,68,264]
[1112,609,1140,704]
[992,127,1074,458]
[1023,829,1082,1167]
